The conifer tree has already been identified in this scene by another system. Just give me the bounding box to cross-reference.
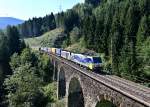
[6,26,21,56]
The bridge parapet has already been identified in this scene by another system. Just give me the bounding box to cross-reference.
[50,54,150,107]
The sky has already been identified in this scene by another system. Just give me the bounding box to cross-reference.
[0,0,84,20]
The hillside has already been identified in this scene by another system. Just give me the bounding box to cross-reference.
[65,41,98,56]
[0,17,24,29]
[24,28,66,47]
[1,0,150,107]
[23,0,149,85]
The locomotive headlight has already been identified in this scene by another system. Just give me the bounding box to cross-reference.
[89,63,94,70]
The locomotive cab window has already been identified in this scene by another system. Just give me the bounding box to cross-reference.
[93,57,102,63]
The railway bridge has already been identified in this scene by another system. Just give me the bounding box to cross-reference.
[49,53,150,107]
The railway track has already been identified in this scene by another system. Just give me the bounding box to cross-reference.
[99,75,150,102]
[106,75,150,93]
[50,54,150,106]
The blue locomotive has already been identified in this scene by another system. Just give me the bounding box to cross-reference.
[40,47,102,71]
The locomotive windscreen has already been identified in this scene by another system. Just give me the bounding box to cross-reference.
[93,57,102,63]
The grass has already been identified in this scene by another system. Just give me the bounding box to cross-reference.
[65,38,98,56]
[24,28,65,47]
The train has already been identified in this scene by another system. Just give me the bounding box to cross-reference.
[39,47,102,72]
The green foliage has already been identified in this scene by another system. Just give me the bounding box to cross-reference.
[56,12,65,28]
[95,100,116,107]
[24,28,66,48]
[18,13,56,37]
[65,37,98,56]
[1,0,149,106]
[136,15,150,78]
[70,27,81,44]
[136,37,150,80]
[61,0,150,83]
[10,48,37,71]
[59,0,149,83]
[0,65,4,85]
[36,53,53,83]
[5,48,55,107]
[6,26,21,55]
[20,48,37,66]
[42,83,57,102]
[82,15,96,49]
[78,0,150,83]
[73,3,92,19]
[137,15,149,45]
[0,26,23,63]
[41,13,56,33]
[4,63,47,107]
[64,9,79,32]
[0,26,23,106]
[85,0,101,7]
[0,30,9,62]
[23,0,150,85]
[9,53,20,71]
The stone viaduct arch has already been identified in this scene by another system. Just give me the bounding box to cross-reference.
[58,67,66,99]
[50,56,149,107]
[54,61,58,81]
[57,65,119,107]
[95,99,116,107]
[68,77,84,107]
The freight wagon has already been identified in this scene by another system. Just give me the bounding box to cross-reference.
[40,47,102,72]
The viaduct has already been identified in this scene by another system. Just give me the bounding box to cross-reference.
[49,53,150,107]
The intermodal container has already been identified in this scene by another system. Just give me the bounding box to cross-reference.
[56,48,61,56]
[51,48,56,54]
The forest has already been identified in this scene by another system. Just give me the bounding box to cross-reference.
[55,0,150,84]
[0,26,57,106]
[18,13,56,38]
[0,0,149,106]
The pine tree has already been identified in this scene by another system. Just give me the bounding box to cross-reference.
[136,14,150,79]
[95,19,104,53]
[4,63,46,107]
[82,15,96,49]
[0,31,9,62]
[121,0,141,77]
[6,26,21,56]
[137,15,149,45]
[85,0,101,7]
[111,11,123,75]
[50,12,56,30]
